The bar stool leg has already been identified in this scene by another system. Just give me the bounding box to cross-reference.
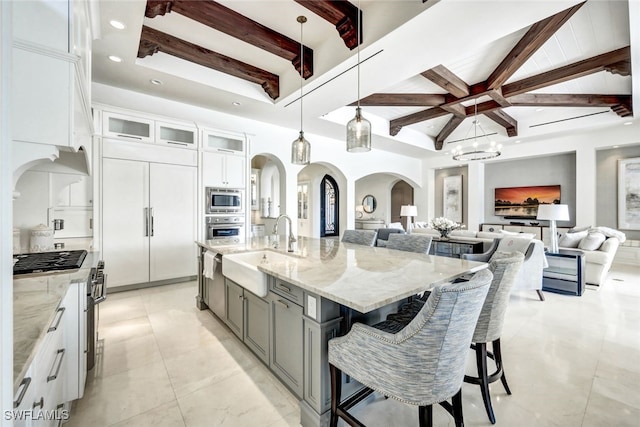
[493,339,511,395]
[330,364,341,427]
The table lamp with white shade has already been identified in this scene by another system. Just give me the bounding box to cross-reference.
[400,205,418,234]
[536,204,569,253]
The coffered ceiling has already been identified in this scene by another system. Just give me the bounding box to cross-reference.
[92,0,637,158]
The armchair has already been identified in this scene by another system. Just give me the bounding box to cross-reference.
[463,237,547,301]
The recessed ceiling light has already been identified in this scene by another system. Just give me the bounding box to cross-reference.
[535,108,544,112]
[623,121,632,125]
[109,20,126,30]
[232,101,241,106]
[515,140,521,143]
[613,145,619,148]
[108,55,122,63]
[150,78,163,85]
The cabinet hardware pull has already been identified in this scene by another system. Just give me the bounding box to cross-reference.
[47,349,66,382]
[48,307,65,332]
[218,148,234,153]
[33,396,44,409]
[150,208,154,236]
[276,299,289,309]
[167,141,188,146]
[116,134,142,140]
[13,377,31,408]
[238,295,243,300]
[144,207,149,237]
[278,284,291,293]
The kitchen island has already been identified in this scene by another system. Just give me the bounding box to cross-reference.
[195,236,487,427]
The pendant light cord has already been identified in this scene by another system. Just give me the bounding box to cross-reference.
[356,0,361,109]
[300,18,304,132]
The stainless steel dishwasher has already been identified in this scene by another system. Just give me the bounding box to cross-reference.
[203,252,226,319]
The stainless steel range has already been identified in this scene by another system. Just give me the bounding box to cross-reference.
[13,250,88,275]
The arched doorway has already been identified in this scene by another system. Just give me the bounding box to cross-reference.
[320,175,339,237]
[391,180,414,230]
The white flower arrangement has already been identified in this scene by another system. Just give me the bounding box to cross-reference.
[430,217,463,232]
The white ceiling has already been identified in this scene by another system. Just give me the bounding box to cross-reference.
[92,0,637,158]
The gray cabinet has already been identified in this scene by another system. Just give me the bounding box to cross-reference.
[244,291,270,363]
[225,279,244,339]
[303,317,341,415]
[269,290,304,399]
[224,278,270,365]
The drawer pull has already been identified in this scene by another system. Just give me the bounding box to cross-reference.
[278,284,292,293]
[276,299,289,309]
[48,307,66,332]
[116,134,142,140]
[33,396,44,409]
[47,349,66,382]
[13,377,31,408]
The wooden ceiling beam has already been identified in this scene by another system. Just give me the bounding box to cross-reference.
[138,25,280,99]
[484,110,518,137]
[503,46,631,97]
[295,0,360,50]
[145,0,313,78]
[487,2,585,89]
[435,115,465,150]
[509,93,633,117]
[421,65,469,98]
[351,93,445,106]
[389,107,449,136]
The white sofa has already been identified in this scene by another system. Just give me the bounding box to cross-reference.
[558,227,625,286]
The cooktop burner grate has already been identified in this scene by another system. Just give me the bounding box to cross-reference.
[13,250,88,275]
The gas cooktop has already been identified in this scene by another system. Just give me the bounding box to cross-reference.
[13,250,88,275]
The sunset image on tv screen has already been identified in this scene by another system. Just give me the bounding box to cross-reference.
[494,185,561,217]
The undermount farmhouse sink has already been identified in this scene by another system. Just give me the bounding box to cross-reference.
[222,250,294,297]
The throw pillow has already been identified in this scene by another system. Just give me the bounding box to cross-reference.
[592,226,626,243]
[558,230,588,248]
[578,231,606,251]
[414,221,428,229]
[568,226,592,233]
[388,222,404,230]
[496,237,531,254]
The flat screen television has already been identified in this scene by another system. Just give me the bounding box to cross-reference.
[494,185,561,218]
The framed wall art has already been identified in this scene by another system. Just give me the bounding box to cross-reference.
[618,157,640,230]
[443,175,463,223]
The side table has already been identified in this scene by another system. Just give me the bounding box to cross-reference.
[542,249,586,296]
[429,238,484,259]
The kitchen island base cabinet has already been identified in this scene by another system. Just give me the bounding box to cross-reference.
[270,292,304,399]
[224,278,270,365]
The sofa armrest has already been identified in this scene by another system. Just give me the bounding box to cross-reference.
[599,237,620,254]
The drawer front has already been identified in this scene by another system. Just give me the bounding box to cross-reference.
[270,277,303,306]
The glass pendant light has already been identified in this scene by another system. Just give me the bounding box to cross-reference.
[346,0,371,152]
[291,16,311,165]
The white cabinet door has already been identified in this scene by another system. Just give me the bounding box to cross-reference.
[202,151,245,188]
[202,151,226,187]
[102,158,150,287]
[149,163,196,281]
[225,154,246,188]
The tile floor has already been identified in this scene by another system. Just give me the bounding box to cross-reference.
[67,264,640,427]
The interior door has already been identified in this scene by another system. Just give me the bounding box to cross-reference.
[391,180,414,229]
[102,158,150,287]
[149,162,196,281]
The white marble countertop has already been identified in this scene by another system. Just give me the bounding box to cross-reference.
[197,236,488,313]
[13,250,101,391]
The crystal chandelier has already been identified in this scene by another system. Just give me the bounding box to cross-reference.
[452,100,502,161]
